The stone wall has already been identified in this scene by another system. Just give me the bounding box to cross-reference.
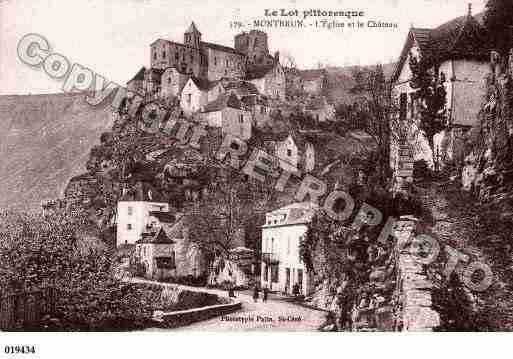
[349,217,441,332]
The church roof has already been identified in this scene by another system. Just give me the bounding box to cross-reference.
[201,41,245,56]
[185,21,201,35]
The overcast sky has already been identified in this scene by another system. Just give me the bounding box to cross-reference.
[0,0,486,95]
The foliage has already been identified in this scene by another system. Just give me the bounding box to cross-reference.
[348,65,396,185]
[413,159,432,180]
[0,211,155,330]
[409,54,448,169]
[484,0,513,58]
[184,166,276,261]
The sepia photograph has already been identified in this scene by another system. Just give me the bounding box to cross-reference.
[0,0,512,355]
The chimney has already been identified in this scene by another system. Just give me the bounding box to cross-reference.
[468,3,472,16]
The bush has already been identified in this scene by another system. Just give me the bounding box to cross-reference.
[0,211,156,330]
[413,159,431,179]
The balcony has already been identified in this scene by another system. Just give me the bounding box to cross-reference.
[262,252,280,264]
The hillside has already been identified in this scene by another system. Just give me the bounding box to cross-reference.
[0,92,114,211]
[324,62,396,104]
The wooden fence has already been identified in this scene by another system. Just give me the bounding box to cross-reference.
[0,287,58,330]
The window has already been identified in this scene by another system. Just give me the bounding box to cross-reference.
[271,265,279,283]
[127,223,132,230]
[287,149,292,157]
[187,94,191,104]
[162,50,166,59]
[168,77,171,84]
[175,53,179,60]
[239,114,243,123]
[260,106,265,114]
[214,57,217,66]
[399,93,407,121]
[263,264,268,281]
[127,206,133,216]
[153,52,156,60]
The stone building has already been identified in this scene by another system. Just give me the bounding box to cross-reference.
[390,6,489,170]
[116,200,171,246]
[135,227,176,281]
[304,96,336,122]
[200,92,252,140]
[260,202,317,296]
[128,22,281,100]
[234,30,275,66]
[299,69,328,96]
[246,61,286,100]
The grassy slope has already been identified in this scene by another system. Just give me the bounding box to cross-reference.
[0,92,114,211]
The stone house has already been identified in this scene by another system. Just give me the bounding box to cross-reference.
[180,77,221,116]
[260,133,315,174]
[116,200,171,246]
[284,67,305,97]
[160,67,190,98]
[299,69,328,96]
[246,62,286,101]
[200,92,252,140]
[166,215,206,279]
[135,227,176,281]
[241,94,271,128]
[390,6,489,170]
[304,96,336,122]
[260,202,317,296]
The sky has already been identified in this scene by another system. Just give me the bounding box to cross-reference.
[0,0,487,95]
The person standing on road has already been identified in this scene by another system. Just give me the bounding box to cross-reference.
[253,285,259,302]
[263,286,269,302]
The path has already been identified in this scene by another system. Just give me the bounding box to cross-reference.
[416,180,513,330]
[132,278,327,331]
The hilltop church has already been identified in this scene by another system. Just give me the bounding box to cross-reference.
[127,22,286,104]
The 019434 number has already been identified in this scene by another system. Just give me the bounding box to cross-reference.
[4,346,36,355]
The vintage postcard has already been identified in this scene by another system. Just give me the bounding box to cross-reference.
[0,0,512,347]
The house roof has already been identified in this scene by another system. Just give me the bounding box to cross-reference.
[201,41,245,56]
[392,11,487,82]
[165,214,186,239]
[246,64,275,80]
[305,96,329,111]
[138,227,175,244]
[299,69,327,81]
[149,211,176,223]
[128,67,146,83]
[241,94,268,106]
[263,202,318,227]
[224,80,259,96]
[202,92,242,112]
[189,77,211,91]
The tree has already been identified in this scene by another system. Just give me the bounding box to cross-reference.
[409,54,448,170]
[0,210,155,330]
[484,0,513,58]
[348,65,398,185]
[185,165,276,263]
